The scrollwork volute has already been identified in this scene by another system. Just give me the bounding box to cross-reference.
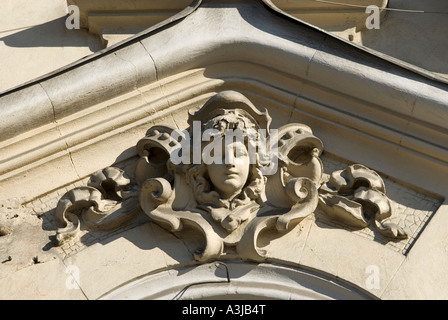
[55,91,407,261]
[55,167,140,245]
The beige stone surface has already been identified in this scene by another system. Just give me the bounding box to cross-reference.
[1,0,447,94]
[297,217,405,297]
[0,198,57,270]
[64,222,194,300]
[0,0,447,300]
[0,198,85,299]
[382,203,448,300]
[0,0,102,93]
[360,0,448,78]
[0,258,87,300]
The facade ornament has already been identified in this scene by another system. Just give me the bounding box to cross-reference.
[55,91,407,261]
[318,164,408,240]
[55,167,140,245]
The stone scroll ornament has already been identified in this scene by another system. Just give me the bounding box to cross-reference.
[55,91,407,261]
[55,167,141,245]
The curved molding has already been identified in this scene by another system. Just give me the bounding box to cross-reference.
[1,65,447,202]
[99,261,375,300]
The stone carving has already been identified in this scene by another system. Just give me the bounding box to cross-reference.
[55,91,407,261]
[318,164,408,240]
[55,167,140,245]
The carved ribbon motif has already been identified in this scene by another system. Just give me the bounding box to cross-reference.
[55,91,407,261]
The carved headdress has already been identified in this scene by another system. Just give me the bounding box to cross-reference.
[187,91,272,134]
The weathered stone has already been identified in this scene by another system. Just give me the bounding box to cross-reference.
[0,0,447,301]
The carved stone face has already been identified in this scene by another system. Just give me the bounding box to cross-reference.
[207,141,250,200]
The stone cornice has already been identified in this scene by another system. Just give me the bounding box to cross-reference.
[1,0,446,97]
[67,0,194,46]
[66,0,387,45]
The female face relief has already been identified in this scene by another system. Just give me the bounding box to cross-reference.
[207,140,250,200]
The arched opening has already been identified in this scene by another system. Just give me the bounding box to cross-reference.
[100,261,375,300]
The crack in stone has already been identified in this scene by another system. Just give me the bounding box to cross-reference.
[39,83,82,180]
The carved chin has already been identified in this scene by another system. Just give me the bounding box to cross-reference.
[214,176,244,196]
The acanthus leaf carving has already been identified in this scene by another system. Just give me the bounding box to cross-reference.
[54,90,408,260]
